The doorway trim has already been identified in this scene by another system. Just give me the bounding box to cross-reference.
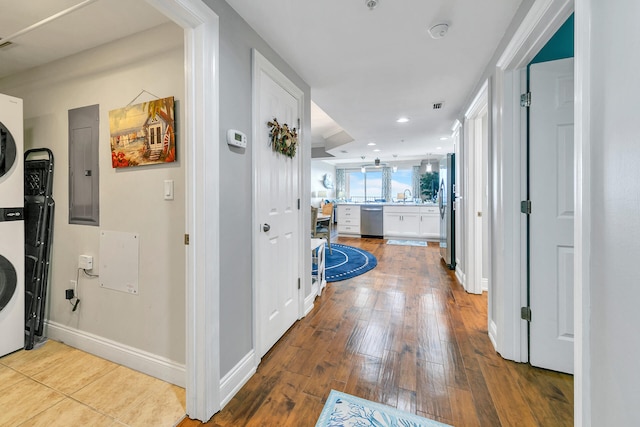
[147,0,221,421]
[573,3,591,424]
[489,0,573,362]
[464,81,488,296]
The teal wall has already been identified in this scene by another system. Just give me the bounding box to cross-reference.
[531,14,574,64]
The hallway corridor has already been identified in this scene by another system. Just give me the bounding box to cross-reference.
[181,237,573,426]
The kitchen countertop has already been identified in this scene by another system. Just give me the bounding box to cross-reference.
[336,202,438,207]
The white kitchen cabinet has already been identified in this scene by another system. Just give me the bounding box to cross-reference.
[383,205,439,240]
[419,206,440,239]
[337,205,361,236]
[383,206,420,238]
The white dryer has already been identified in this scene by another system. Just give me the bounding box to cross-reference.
[0,93,24,357]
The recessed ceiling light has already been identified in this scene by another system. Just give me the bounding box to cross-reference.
[396,117,410,123]
[439,137,448,141]
[367,142,376,146]
[373,149,381,152]
[436,146,442,150]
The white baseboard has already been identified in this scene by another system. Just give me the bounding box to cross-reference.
[455,266,466,287]
[304,291,316,317]
[219,350,256,409]
[45,320,185,387]
[482,278,489,292]
[488,319,498,351]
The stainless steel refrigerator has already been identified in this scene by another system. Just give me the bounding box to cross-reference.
[439,153,455,269]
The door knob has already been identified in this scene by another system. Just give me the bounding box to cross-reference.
[263,223,271,232]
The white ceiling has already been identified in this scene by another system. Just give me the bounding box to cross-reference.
[225,0,523,164]
[0,0,169,79]
[0,0,523,166]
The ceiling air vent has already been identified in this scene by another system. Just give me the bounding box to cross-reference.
[432,102,444,110]
[0,40,13,49]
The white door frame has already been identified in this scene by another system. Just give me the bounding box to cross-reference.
[251,49,305,366]
[489,0,572,359]
[464,82,488,295]
[574,2,591,424]
[452,120,464,285]
[489,0,593,422]
[146,0,220,421]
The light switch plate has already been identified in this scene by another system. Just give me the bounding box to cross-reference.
[164,180,174,200]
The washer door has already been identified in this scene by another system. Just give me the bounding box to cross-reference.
[0,254,17,311]
[0,122,17,179]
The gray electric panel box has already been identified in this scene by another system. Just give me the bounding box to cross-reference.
[68,104,100,226]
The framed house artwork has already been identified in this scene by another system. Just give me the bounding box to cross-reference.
[109,96,176,168]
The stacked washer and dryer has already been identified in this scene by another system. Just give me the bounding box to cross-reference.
[0,93,24,358]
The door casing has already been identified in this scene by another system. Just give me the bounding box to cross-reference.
[463,82,488,296]
[146,0,221,421]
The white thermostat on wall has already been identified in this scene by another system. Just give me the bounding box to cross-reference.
[226,129,247,148]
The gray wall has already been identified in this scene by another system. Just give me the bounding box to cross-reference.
[203,0,311,376]
[0,23,186,364]
[588,0,640,424]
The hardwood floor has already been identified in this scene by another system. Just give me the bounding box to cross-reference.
[179,237,573,426]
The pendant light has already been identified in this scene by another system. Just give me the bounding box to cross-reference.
[426,153,433,173]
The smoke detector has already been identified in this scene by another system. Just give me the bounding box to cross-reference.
[428,23,449,39]
[365,0,379,11]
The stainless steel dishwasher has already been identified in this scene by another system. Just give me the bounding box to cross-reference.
[360,205,383,237]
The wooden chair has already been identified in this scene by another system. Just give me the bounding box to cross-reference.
[321,202,334,222]
[311,206,332,254]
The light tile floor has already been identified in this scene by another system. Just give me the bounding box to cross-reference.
[0,340,186,426]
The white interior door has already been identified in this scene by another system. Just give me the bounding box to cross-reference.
[529,57,574,374]
[463,84,487,296]
[254,52,301,358]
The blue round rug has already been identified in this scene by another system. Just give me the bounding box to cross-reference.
[313,243,377,282]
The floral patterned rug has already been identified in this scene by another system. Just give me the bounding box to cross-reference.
[316,390,452,427]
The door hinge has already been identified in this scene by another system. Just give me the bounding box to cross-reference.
[521,306,532,322]
[298,278,301,290]
[520,200,532,215]
[184,234,190,245]
[298,198,300,210]
[297,118,301,129]
[520,92,531,107]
